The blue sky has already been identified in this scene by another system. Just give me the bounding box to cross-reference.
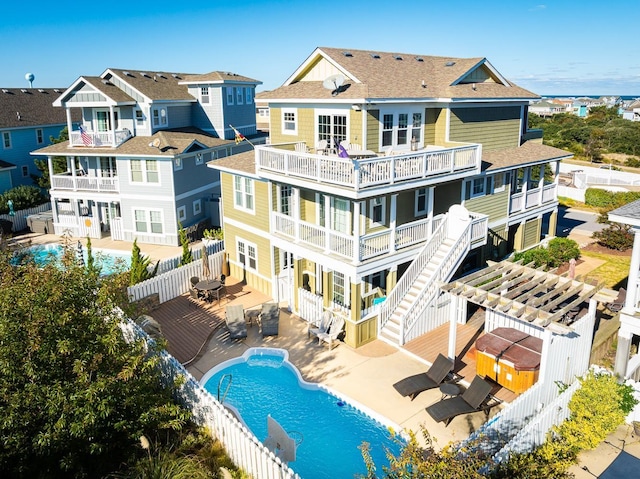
[2,0,639,96]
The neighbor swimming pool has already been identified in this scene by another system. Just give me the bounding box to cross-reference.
[15,243,131,276]
[201,348,405,479]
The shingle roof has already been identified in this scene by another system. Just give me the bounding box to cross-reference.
[482,142,573,171]
[0,88,79,128]
[81,77,137,102]
[207,150,256,176]
[32,127,234,157]
[258,46,538,101]
[609,199,640,221]
[104,69,197,101]
[181,71,261,84]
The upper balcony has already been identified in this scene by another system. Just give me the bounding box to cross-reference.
[51,172,119,193]
[255,142,482,198]
[69,128,132,148]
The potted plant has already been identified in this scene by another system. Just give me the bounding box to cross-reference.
[202,227,223,246]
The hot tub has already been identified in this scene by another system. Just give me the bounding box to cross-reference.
[475,327,542,394]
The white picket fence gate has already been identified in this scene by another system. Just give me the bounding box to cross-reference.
[120,319,300,479]
[0,203,51,232]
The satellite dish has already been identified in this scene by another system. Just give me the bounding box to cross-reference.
[322,74,345,96]
[150,138,161,148]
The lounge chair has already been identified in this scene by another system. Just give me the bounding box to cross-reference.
[260,302,279,337]
[308,311,333,340]
[225,304,247,340]
[317,315,345,349]
[392,353,455,401]
[605,287,626,313]
[425,375,497,426]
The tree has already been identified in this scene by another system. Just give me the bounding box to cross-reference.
[32,127,71,189]
[129,239,160,286]
[178,224,192,267]
[0,246,190,478]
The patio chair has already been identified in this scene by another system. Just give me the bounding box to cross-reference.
[225,304,247,340]
[316,139,328,155]
[317,315,345,350]
[259,302,280,337]
[308,311,333,340]
[605,287,626,313]
[425,375,497,426]
[190,276,204,300]
[392,353,455,401]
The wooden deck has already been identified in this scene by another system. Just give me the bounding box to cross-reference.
[403,307,519,403]
[149,276,271,365]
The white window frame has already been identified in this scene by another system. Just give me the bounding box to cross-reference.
[135,109,145,126]
[470,178,485,198]
[237,237,257,271]
[200,86,210,104]
[226,87,234,105]
[174,157,183,171]
[369,197,386,227]
[316,193,326,227]
[195,153,204,165]
[36,128,43,144]
[2,131,11,149]
[177,205,187,223]
[245,87,253,104]
[130,159,159,184]
[379,109,424,151]
[236,87,243,105]
[133,208,163,235]
[332,271,348,307]
[331,197,350,234]
[415,188,428,216]
[193,199,202,215]
[316,110,347,147]
[282,108,297,135]
[493,172,506,193]
[233,175,255,213]
[152,107,168,127]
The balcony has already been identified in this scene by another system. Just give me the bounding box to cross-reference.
[271,212,488,263]
[509,183,557,214]
[69,128,132,148]
[256,143,481,198]
[51,172,119,192]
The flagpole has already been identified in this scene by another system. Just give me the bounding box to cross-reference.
[229,124,255,148]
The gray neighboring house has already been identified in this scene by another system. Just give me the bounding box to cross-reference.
[32,69,262,246]
[0,87,80,192]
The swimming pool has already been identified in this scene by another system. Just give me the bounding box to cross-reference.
[16,243,131,276]
[201,348,405,479]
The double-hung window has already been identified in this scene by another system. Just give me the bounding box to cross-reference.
[233,175,254,212]
[332,271,346,306]
[236,87,243,105]
[282,109,297,135]
[369,197,385,227]
[279,185,292,215]
[412,113,422,145]
[245,87,253,104]
[237,239,257,270]
[2,131,11,149]
[397,113,408,145]
[135,109,145,126]
[200,87,210,104]
[415,188,428,216]
[226,88,234,105]
[36,129,43,144]
[134,209,163,234]
[382,114,393,147]
[131,159,159,183]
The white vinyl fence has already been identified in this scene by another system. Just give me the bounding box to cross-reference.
[120,319,300,479]
[0,203,51,232]
[128,242,225,304]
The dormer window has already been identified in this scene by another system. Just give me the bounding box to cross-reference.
[201,87,209,104]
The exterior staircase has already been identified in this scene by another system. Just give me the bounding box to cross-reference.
[378,205,486,346]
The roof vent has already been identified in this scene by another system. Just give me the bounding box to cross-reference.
[445,61,456,67]
[123,71,134,77]
[394,55,403,60]
[370,53,380,59]
[171,73,181,79]
[53,88,61,93]
[342,51,353,57]
[158,74,167,79]
[2,88,9,94]
[415,57,424,62]
[102,79,113,85]
[38,88,45,93]
[139,72,151,78]
[21,89,28,93]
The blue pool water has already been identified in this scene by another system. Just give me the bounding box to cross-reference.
[202,348,405,479]
[17,243,131,275]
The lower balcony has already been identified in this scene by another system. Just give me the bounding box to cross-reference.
[69,128,132,148]
[509,183,557,214]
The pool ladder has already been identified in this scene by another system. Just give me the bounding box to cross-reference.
[217,374,232,403]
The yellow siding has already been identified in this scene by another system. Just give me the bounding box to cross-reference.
[221,172,270,232]
[396,189,424,224]
[465,189,509,223]
[433,180,462,215]
[523,218,541,249]
[350,109,363,147]
[267,106,315,148]
[426,108,447,146]
[366,110,379,152]
[450,107,521,151]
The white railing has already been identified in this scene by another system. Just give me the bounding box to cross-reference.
[509,183,557,214]
[525,187,541,208]
[256,144,481,191]
[120,320,300,479]
[378,217,449,333]
[0,203,50,232]
[296,288,350,324]
[272,212,433,262]
[509,192,524,213]
[51,174,119,192]
[470,213,489,246]
[541,183,557,203]
[54,214,102,239]
[69,128,132,147]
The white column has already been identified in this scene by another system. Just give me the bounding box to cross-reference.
[624,229,640,312]
[109,106,116,146]
[389,194,397,254]
[447,294,461,360]
[65,108,73,145]
[520,168,529,212]
[537,328,554,384]
[353,200,361,262]
[614,328,633,378]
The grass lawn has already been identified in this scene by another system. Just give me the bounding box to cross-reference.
[580,247,631,289]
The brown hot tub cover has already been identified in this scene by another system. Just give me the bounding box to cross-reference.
[475,327,542,371]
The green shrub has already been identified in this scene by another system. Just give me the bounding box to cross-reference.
[546,237,580,267]
[625,157,640,168]
[593,224,634,251]
[514,247,550,268]
[0,185,48,214]
[584,188,640,210]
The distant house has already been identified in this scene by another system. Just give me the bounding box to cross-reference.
[208,46,571,349]
[0,87,78,193]
[622,99,640,122]
[255,93,270,131]
[32,69,262,246]
[528,100,566,117]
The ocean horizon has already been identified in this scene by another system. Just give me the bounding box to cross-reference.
[542,94,639,100]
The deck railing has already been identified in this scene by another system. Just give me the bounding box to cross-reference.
[69,128,132,147]
[51,174,119,192]
[256,144,481,192]
[509,183,557,214]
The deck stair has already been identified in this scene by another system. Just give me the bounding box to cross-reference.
[378,205,479,346]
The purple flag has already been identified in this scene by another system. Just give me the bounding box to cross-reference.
[338,143,349,158]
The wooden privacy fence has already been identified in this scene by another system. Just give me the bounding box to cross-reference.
[120,319,300,479]
[128,242,225,304]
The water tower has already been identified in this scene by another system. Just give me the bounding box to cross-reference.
[25,73,34,88]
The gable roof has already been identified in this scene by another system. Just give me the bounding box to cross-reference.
[180,71,261,85]
[258,46,538,102]
[103,69,196,101]
[0,88,78,128]
[482,142,573,171]
[608,198,640,227]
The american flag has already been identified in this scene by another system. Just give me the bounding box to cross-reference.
[79,125,91,146]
